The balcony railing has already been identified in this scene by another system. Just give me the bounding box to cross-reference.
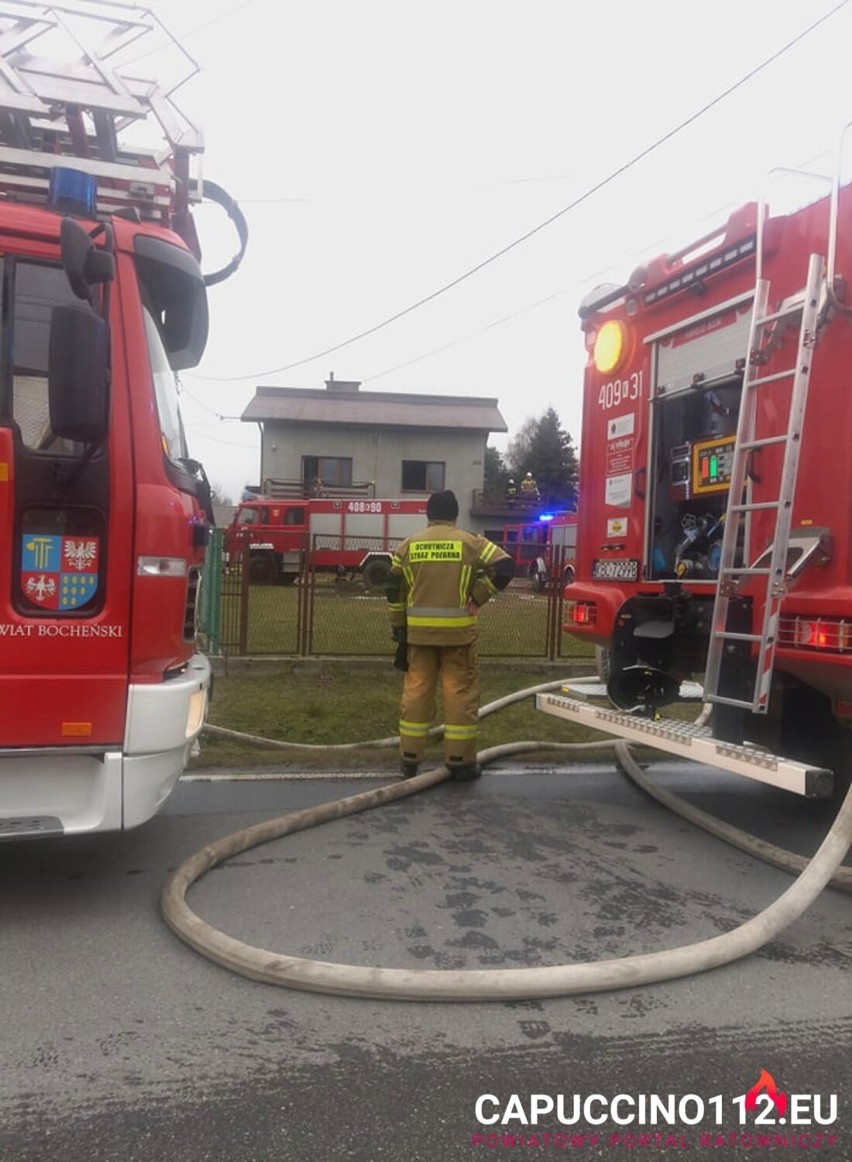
[258,478,377,499]
[470,488,545,517]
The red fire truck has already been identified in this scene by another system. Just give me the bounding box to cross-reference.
[501,511,577,591]
[0,3,247,838]
[225,496,429,589]
[538,145,852,798]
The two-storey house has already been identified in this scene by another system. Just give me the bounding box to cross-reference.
[241,376,511,533]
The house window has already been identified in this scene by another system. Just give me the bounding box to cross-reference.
[302,456,352,488]
[402,460,445,492]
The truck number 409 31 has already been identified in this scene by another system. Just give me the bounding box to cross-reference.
[598,371,643,410]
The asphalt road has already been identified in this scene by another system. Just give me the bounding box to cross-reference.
[1,760,851,1161]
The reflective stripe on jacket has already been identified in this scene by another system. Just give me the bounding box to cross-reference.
[388,520,511,645]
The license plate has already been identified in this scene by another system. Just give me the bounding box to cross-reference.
[592,558,639,581]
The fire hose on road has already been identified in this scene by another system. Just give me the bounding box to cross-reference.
[161,680,852,1001]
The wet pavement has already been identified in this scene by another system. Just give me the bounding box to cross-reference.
[1,761,850,1160]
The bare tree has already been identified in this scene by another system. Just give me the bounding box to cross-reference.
[505,416,538,475]
[209,481,234,507]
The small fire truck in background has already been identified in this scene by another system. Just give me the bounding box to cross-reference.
[0,2,247,838]
[225,496,428,589]
[501,511,577,592]
[538,135,852,798]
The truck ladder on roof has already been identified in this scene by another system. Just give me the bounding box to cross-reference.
[0,0,202,218]
[702,251,825,715]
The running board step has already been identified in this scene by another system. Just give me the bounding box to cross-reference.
[0,815,64,840]
[535,693,833,798]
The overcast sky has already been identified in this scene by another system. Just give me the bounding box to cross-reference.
[137,0,852,501]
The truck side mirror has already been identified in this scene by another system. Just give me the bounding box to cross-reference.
[48,305,109,444]
[61,217,114,302]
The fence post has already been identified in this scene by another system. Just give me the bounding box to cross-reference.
[238,531,250,655]
[297,552,312,657]
[307,557,316,655]
[200,527,223,656]
[546,544,563,660]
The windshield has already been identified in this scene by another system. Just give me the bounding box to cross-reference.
[142,305,188,463]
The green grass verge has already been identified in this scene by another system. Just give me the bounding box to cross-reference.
[193,661,610,772]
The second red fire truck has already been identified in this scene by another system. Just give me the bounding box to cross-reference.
[538,136,852,798]
[225,496,429,589]
[501,511,578,591]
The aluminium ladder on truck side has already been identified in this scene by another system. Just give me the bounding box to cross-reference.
[701,251,825,715]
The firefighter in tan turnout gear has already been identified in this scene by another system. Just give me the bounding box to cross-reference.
[386,490,515,782]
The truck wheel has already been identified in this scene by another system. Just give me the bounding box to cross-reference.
[532,569,546,594]
[362,558,391,592]
[563,565,575,586]
[248,551,276,585]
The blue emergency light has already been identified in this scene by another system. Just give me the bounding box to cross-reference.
[48,166,97,216]
[538,513,555,522]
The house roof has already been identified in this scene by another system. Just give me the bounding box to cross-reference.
[242,386,507,433]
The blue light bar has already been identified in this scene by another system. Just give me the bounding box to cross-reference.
[538,513,555,522]
[48,167,97,216]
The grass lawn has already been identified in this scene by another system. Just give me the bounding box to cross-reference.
[193,660,611,773]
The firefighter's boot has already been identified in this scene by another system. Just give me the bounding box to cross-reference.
[400,760,419,780]
[449,762,482,783]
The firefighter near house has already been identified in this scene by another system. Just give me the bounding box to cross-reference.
[538,138,852,799]
[0,2,247,839]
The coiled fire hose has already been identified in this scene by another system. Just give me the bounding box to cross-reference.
[162,681,852,1001]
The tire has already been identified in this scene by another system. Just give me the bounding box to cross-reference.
[248,551,277,585]
[361,557,391,593]
[562,565,575,587]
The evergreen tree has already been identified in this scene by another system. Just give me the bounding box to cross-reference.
[508,408,578,510]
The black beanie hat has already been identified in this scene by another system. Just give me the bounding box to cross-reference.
[427,489,459,521]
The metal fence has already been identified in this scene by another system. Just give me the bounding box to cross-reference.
[200,530,581,660]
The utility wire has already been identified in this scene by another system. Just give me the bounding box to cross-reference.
[361,288,571,385]
[182,156,839,397]
[188,0,851,384]
[123,0,259,66]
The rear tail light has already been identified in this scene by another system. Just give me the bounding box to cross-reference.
[780,616,849,652]
[566,601,597,626]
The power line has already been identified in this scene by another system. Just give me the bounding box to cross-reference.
[184,157,843,394]
[123,0,259,67]
[361,289,571,385]
[187,0,851,384]
[186,426,258,449]
[178,377,243,421]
